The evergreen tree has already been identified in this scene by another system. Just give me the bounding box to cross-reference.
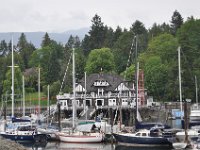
[0,40,8,56]
[103,26,114,48]
[131,20,147,35]
[41,32,52,47]
[148,23,171,40]
[170,10,184,35]
[131,20,148,53]
[113,26,122,43]
[82,14,105,54]
[17,33,36,69]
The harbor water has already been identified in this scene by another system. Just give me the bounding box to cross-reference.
[21,142,175,150]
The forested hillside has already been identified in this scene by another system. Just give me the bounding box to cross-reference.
[1,10,200,103]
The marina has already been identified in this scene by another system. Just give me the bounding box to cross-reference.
[1,4,200,150]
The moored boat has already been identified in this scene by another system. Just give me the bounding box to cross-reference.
[58,131,103,143]
[57,122,103,143]
[113,128,174,147]
[0,124,48,143]
[172,142,187,149]
[175,129,200,142]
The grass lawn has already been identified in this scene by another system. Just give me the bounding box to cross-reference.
[0,92,57,108]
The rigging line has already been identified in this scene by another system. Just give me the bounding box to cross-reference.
[181,49,195,81]
[59,53,72,93]
[124,36,136,79]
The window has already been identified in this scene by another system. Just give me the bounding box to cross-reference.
[142,133,146,136]
[135,133,141,136]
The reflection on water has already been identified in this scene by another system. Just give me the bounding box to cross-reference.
[115,145,173,150]
[22,142,174,150]
[22,142,115,150]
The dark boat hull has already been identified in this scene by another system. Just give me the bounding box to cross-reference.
[0,133,34,141]
[113,133,172,146]
[0,133,48,143]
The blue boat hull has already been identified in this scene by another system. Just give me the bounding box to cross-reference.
[113,133,172,146]
[0,133,34,141]
[0,133,48,143]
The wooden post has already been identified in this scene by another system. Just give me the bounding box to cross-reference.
[57,102,61,131]
[110,107,113,144]
[129,108,133,126]
[184,101,189,144]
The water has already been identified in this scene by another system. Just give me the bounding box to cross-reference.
[21,142,174,150]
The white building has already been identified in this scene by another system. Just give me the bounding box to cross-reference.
[57,73,145,110]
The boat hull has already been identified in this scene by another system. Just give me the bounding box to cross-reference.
[58,133,103,143]
[113,133,172,146]
[0,133,48,143]
[0,133,34,141]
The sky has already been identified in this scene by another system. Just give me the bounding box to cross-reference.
[1,0,200,33]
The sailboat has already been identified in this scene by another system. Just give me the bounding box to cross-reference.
[0,36,48,143]
[172,47,197,149]
[113,62,174,147]
[56,47,103,143]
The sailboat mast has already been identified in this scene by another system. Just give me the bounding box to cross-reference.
[11,35,14,117]
[195,76,198,109]
[72,47,76,129]
[178,47,183,116]
[84,72,87,120]
[22,75,25,117]
[38,67,41,115]
[136,62,139,114]
[47,85,50,125]
[134,35,139,118]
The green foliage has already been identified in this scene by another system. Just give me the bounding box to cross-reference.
[113,31,134,74]
[148,33,178,62]
[82,14,105,54]
[85,48,115,74]
[17,33,36,69]
[139,33,179,101]
[29,41,64,85]
[170,10,184,35]
[75,48,86,80]
[148,23,171,40]
[3,67,23,99]
[143,56,168,101]
[41,33,52,47]
[121,64,135,81]
[176,19,200,101]
[43,81,61,98]
[0,40,8,56]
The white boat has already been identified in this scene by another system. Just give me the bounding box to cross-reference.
[58,131,103,143]
[176,129,199,142]
[57,120,103,143]
[172,142,187,149]
[56,48,103,143]
[190,109,200,121]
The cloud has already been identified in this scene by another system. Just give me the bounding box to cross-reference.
[0,0,200,32]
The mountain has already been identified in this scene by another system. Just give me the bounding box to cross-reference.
[0,28,89,48]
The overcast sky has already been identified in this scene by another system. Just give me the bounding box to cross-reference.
[1,0,200,32]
